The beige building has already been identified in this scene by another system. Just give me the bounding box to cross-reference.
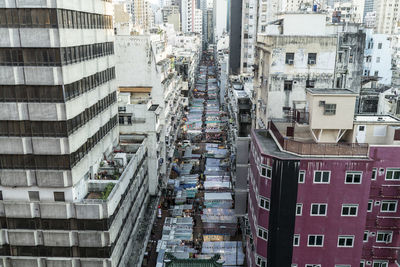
[375,0,400,34]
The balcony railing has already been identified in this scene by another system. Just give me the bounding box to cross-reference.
[269,121,369,157]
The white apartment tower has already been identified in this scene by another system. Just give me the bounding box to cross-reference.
[0,1,149,266]
[181,0,196,33]
[375,0,400,34]
[240,0,258,74]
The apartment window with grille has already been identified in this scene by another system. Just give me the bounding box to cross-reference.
[308,53,317,64]
[371,168,377,180]
[284,80,293,91]
[376,231,393,243]
[285,53,294,64]
[54,192,65,202]
[296,203,303,216]
[385,168,400,180]
[337,235,354,247]
[259,196,270,210]
[363,231,369,242]
[293,234,300,246]
[257,226,268,241]
[368,200,373,212]
[324,104,336,115]
[260,165,272,179]
[310,203,327,216]
[381,200,397,212]
[341,204,358,216]
[314,171,330,183]
[298,171,305,183]
[373,261,388,267]
[307,235,324,247]
[345,171,362,184]
[28,191,40,201]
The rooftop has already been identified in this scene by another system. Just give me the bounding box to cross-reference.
[306,88,358,95]
[355,115,400,123]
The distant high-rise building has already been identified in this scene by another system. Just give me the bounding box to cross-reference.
[213,0,228,42]
[240,0,258,74]
[181,0,197,33]
[229,0,242,74]
[375,0,400,34]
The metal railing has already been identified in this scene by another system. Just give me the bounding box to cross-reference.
[269,121,369,157]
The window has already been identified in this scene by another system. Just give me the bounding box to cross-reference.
[381,200,397,212]
[305,265,321,267]
[368,200,373,212]
[378,43,382,49]
[324,104,337,115]
[284,80,293,91]
[376,57,380,63]
[0,190,2,200]
[285,53,294,64]
[54,192,65,202]
[376,231,393,243]
[257,226,268,241]
[260,165,272,179]
[373,261,388,267]
[360,260,365,267]
[341,204,358,216]
[298,171,305,183]
[259,196,270,210]
[28,191,40,201]
[385,168,400,180]
[256,256,267,267]
[335,265,351,267]
[296,203,303,216]
[310,203,327,216]
[337,235,354,247]
[371,168,377,180]
[374,71,379,76]
[307,235,324,247]
[363,231,369,242]
[314,171,330,183]
[293,234,300,246]
[345,171,362,184]
[308,53,317,64]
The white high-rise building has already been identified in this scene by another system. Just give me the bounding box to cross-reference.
[375,0,400,34]
[194,8,203,34]
[0,1,151,266]
[213,0,228,42]
[181,0,196,33]
[240,0,258,74]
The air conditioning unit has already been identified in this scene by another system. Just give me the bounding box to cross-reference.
[375,201,381,206]
[309,60,316,65]
[288,59,294,65]
[366,261,372,265]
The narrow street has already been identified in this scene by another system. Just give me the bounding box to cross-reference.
[142,51,245,266]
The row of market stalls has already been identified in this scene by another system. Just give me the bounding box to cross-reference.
[155,52,244,267]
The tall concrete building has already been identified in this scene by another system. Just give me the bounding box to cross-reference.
[375,0,400,34]
[212,0,228,42]
[240,0,258,74]
[181,0,196,33]
[229,0,242,74]
[0,1,153,266]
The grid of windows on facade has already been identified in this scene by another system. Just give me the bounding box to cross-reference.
[0,67,115,102]
[0,9,112,29]
[0,42,114,66]
[0,115,117,170]
[0,92,116,137]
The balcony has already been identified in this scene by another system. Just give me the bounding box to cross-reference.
[269,120,369,157]
[371,246,398,259]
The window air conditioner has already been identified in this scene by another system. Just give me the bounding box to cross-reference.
[288,59,294,65]
[309,59,316,65]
